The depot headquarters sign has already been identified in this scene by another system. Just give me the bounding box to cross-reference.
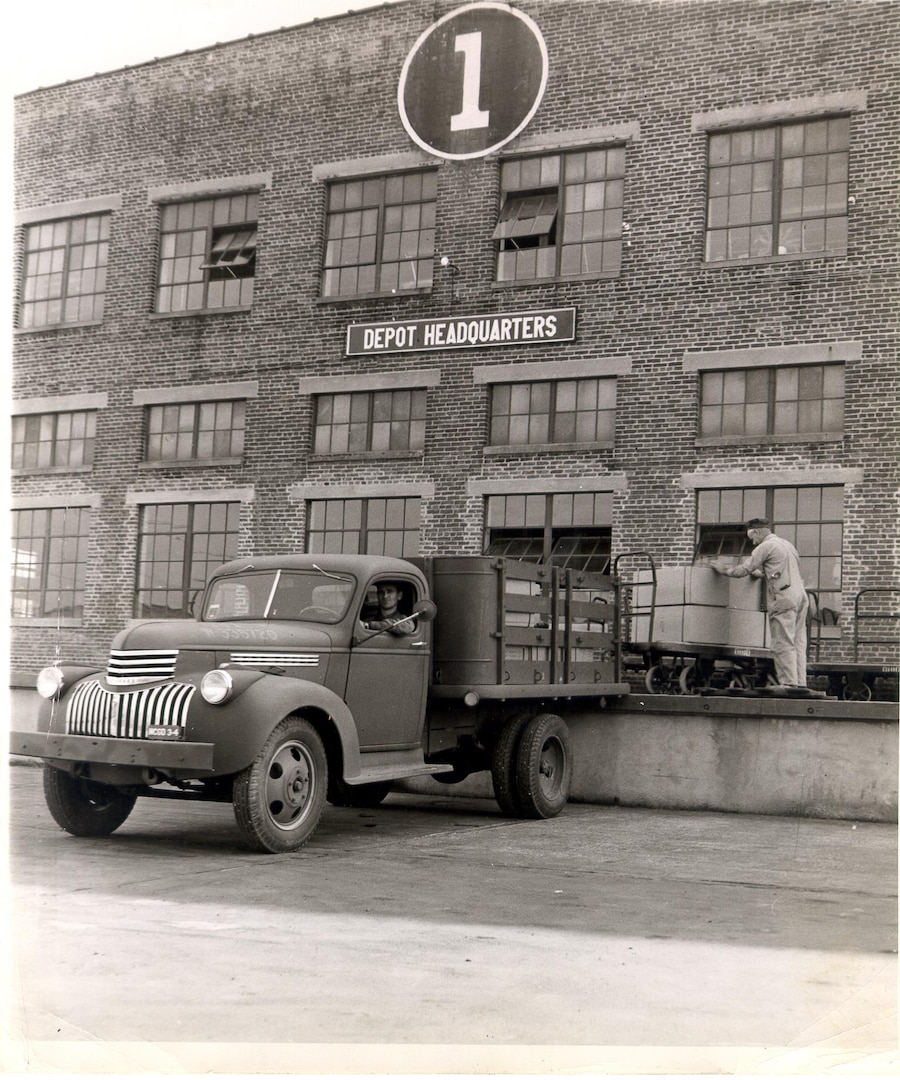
[346,308,576,356]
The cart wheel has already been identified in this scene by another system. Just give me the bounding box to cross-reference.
[678,663,699,694]
[843,677,872,702]
[644,665,667,694]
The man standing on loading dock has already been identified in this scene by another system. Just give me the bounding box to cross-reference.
[713,518,809,689]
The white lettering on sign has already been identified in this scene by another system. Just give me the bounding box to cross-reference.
[346,309,575,355]
[450,32,490,132]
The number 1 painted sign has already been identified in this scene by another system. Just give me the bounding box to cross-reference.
[450,32,490,131]
[398,3,548,160]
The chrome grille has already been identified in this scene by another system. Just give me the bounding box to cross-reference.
[66,680,195,738]
[229,652,320,666]
[107,649,178,685]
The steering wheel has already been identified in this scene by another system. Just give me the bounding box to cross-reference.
[298,606,335,619]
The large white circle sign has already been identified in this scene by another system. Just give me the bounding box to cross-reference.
[398,2,549,161]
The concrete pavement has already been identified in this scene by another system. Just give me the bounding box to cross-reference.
[4,760,898,1076]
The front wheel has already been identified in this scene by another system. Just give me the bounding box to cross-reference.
[43,764,137,837]
[515,713,572,819]
[233,717,328,853]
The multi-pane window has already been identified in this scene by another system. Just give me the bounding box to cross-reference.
[156,194,257,313]
[705,116,850,262]
[490,378,616,446]
[19,214,110,328]
[696,485,844,613]
[313,390,426,455]
[485,492,612,572]
[12,410,96,470]
[494,148,625,282]
[11,507,89,619]
[307,498,421,557]
[700,364,844,438]
[145,401,246,462]
[135,502,240,618]
[322,171,437,298]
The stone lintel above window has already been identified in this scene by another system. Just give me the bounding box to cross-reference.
[147,174,272,204]
[681,468,863,490]
[312,152,434,183]
[691,92,867,133]
[468,475,627,497]
[297,372,440,395]
[682,341,861,373]
[289,481,434,502]
[125,487,255,506]
[132,381,259,406]
[474,357,631,385]
[15,195,122,227]
[502,123,641,157]
[12,493,102,510]
[13,392,108,415]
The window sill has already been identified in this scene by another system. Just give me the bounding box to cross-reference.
[139,457,243,470]
[11,618,83,628]
[310,450,424,463]
[12,464,94,477]
[148,306,251,320]
[15,319,103,335]
[491,271,620,290]
[700,249,846,271]
[484,441,614,456]
[315,287,432,305]
[695,433,843,448]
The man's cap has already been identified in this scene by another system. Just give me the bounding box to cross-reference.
[746,517,770,530]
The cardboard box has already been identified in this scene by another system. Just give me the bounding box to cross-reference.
[630,602,767,649]
[633,566,763,612]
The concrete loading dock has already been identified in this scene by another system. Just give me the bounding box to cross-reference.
[13,687,897,824]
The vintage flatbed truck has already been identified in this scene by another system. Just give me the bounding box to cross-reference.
[11,554,628,853]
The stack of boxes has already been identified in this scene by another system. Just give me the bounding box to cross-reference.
[631,566,768,650]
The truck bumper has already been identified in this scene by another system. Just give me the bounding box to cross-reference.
[9,730,215,773]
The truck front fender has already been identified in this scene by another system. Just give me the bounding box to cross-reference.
[208,675,363,778]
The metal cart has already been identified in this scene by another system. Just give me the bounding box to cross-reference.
[615,552,775,695]
[808,587,900,701]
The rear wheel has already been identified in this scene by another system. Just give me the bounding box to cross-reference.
[43,764,137,837]
[515,713,571,819]
[490,713,532,816]
[233,717,327,853]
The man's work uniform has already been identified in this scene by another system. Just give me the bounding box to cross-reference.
[729,534,809,687]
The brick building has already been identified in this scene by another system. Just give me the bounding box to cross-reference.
[11,0,899,678]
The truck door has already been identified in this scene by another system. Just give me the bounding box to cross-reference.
[345,577,430,749]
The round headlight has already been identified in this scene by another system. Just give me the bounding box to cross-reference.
[36,666,65,699]
[200,669,234,705]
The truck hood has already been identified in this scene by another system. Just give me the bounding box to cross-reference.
[111,619,340,652]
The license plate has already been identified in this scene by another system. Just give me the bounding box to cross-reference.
[146,725,184,741]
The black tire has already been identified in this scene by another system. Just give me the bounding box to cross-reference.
[232,717,328,853]
[515,713,572,819]
[327,777,393,807]
[43,764,137,837]
[490,712,532,816]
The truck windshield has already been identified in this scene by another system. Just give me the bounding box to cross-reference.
[203,570,356,623]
